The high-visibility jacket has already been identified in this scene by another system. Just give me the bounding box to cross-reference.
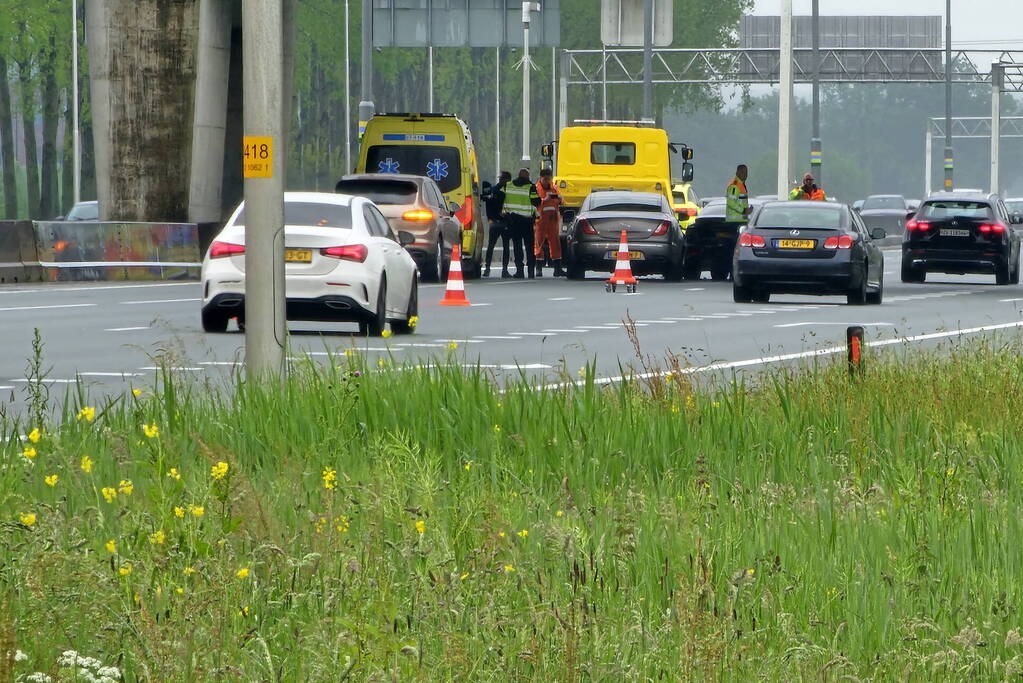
[725,177,749,223]
[503,179,537,218]
[789,186,827,201]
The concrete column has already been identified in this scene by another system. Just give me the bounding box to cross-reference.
[188,0,232,224]
[925,127,932,197]
[991,62,1002,195]
[776,0,793,200]
[84,0,112,220]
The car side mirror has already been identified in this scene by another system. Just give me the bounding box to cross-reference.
[398,230,415,246]
[870,227,886,240]
[680,162,694,183]
[449,202,461,215]
[540,143,554,159]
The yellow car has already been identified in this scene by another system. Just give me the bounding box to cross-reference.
[671,182,701,229]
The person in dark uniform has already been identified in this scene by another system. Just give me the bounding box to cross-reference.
[483,170,512,278]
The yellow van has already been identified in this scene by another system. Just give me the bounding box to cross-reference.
[357,113,486,277]
[543,122,693,214]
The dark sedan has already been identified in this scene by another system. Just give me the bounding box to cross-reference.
[563,191,685,280]
[856,194,915,238]
[681,198,765,281]
[733,201,886,305]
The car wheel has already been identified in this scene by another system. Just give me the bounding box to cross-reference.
[710,264,730,281]
[566,260,586,280]
[733,284,753,303]
[201,307,229,333]
[682,263,702,281]
[360,279,387,336]
[663,262,684,282]
[752,290,771,303]
[997,259,1011,285]
[391,276,418,335]
[423,240,442,283]
[1011,253,1021,285]
[866,273,884,305]
[901,257,925,283]
[847,270,868,305]
[461,252,481,280]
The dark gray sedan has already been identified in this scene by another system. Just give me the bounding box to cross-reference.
[563,191,684,280]
[856,194,915,237]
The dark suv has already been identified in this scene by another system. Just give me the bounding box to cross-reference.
[902,192,1022,285]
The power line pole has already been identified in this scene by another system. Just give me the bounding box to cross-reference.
[777,0,793,200]
[520,1,535,166]
[72,0,81,205]
[359,0,374,141]
[642,0,653,119]
[810,0,821,186]
[344,0,351,172]
[944,0,954,191]
[991,61,1002,195]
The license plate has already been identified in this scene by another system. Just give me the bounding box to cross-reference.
[605,250,644,260]
[716,232,734,238]
[940,229,970,237]
[285,249,313,263]
[775,239,815,249]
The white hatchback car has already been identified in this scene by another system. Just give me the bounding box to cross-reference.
[201,192,419,335]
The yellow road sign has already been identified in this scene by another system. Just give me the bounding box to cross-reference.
[243,136,273,178]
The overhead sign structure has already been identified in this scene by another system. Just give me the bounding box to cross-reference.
[373,0,560,48]
[600,0,672,47]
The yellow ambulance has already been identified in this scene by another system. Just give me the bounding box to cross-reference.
[356,113,486,278]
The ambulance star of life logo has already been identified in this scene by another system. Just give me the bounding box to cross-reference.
[426,158,449,182]
[378,157,400,173]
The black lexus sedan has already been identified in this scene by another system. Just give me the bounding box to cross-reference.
[732,201,886,305]
[901,192,1022,285]
[563,191,685,280]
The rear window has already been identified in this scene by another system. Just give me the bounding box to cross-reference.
[591,142,636,165]
[756,206,845,230]
[366,145,461,193]
[336,179,418,205]
[235,202,353,229]
[862,196,905,210]
[918,201,993,220]
[672,191,686,204]
[590,201,663,214]
[67,202,98,220]
[696,202,727,218]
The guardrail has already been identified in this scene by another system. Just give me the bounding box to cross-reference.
[0,220,202,284]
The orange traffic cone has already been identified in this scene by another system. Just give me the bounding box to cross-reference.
[606,229,637,293]
[440,243,471,306]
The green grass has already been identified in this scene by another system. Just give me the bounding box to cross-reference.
[4,340,1023,680]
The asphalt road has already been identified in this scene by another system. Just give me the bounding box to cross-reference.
[3,249,1023,411]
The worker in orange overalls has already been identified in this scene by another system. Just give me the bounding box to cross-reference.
[533,167,564,277]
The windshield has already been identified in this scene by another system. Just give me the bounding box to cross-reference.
[235,202,353,229]
[590,142,636,165]
[862,196,905,210]
[336,179,418,205]
[756,206,845,229]
[66,202,98,220]
[918,201,993,220]
[366,145,461,194]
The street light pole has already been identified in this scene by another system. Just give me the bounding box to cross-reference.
[72,0,81,205]
[521,1,534,165]
[810,0,821,186]
[991,61,1002,195]
[777,0,793,200]
[359,0,374,140]
[344,0,351,172]
[642,0,652,120]
[944,0,953,191]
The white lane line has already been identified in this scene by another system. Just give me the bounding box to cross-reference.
[1000,298,1023,302]
[576,325,619,329]
[398,343,448,348]
[199,361,242,365]
[0,386,13,391]
[120,298,201,305]
[548,297,575,301]
[472,335,522,340]
[469,363,554,370]
[303,348,398,354]
[664,317,702,321]
[511,332,556,336]
[736,309,777,314]
[105,326,150,332]
[433,338,484,344]
[542,329,585,333]
[604,322,648,327]
[469,303,493,307]
[78,372,145,377]
[635,320,676,324]
[774,322,895,328]
[138,366,205,371]
[0,303,96,312]
[0,282,196,294]
[685,287,706,291]
[9,378,79,384]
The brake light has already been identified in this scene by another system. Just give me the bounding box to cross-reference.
[579,218,598,235]
[675,208,693,219]
[454,196,474,230]
[651,220,670,237]
[402,209,434,221]
[905,219,930,232]
[321,244,368,262]
[209,241,245,258]
[738,233,765,248]
[823,234,854,250]
[978,223,1006,235]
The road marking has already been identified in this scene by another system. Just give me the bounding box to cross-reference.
[510,332,556,336]
[0,303,96,312]
[433,338,484,344]
[472,335,522,340]
[79,371,146,377]
[576,325,619,329]
[0,386,13,391]
[121,298,201,305]
[0,282,196,294]
[542,329,585,333]
[199,361,241,365]
[9,378,79,384]
[398,343,448,348]
[635,320,676,324]
[469,303,493,307]
[664,317,702,321]
[303,348,397,354]
[138,366,205,371]
[685,287,706,291]
[1000,298,1023,302]
[774,322,895,328]
[736,309,777,314]
[548,297,575,301]
[105,326,150,332]
[469,363,554,370]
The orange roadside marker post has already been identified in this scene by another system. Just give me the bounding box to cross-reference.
[440,243,472,306]
[606,229,638,293]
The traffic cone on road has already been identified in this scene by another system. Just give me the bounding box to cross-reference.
[606,229,637,292]
[440,243,472,307]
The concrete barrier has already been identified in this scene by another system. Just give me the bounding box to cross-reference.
[0,220,44,284]
[33,221,202,282]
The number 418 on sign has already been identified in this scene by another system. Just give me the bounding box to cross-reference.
[243,136,273,178]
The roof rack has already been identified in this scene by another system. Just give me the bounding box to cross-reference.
[378,112,456,119]
[571,118,657,127]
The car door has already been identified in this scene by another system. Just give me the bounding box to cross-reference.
[853,211,883,285]
[365,204,412,316]
[997,199,1020,264]
[427,180,458,249]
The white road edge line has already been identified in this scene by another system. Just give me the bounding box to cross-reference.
[0,303,97,312]
[0,282,196,294]
[120,298,201,305]
[105,326,150,332]
[775,322,895,328]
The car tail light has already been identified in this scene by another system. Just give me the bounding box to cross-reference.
[209,241,245,258]
[738,233,765,248]
[579,218,598,235]
[823,234,854,250]
[651,220,670,237]
[978,223,1007,235]
[905,219,930,232]
[454,196,474,230]
[321,244,368,262]
[402,209,434,221]
[675,208,693,219]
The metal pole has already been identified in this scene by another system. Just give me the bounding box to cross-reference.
[777,0,793,200]
[551,46,556,142]
[344,0,351,172]
[810,0,821,186]
[601,42,607,120]
[925,126,932,196]
[358,0,374,140]
[243,0,286,377]
[428,46,434,112]
[496,45,501,178]
[944,0,953,191]
[72,0,81,204]
[642,0,653,119]
[559,50,569,133]
[521,1,531,165]
[991,62,1002,195]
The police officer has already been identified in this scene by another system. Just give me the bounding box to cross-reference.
[789,173,827,201]
[483,170,512,278]
[725,164,752,224]
[503,168,539,279]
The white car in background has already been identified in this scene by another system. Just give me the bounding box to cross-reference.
[201,192,419,336]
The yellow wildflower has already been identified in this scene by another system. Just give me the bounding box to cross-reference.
[19,512,36,527]
[322,467,337,490]
[447,341,459,350]
[377,358,387,368]
[189,505,204,517]
[335,515,350,533]
[174,506,185,518]
[670,404,681,414]
[577,366,587,377]
[27,428,41,443]
[685,394,697,410]
[101,487,118,503]
[460,572,470,580]
[240,606,250,617]
[236,567,250,579]
[183,566,196,576]
[80,455,93,473]
[142,423,160,439]
[118,479,134,496]
[105,539,116,553]
[175,587,184,595]
[119,563,133,576]
[22,446,36,460]
[555,509,564,517]
[498,531,506,539]
[76,406,96,422]
[314,517,327,533]
[210,461,229,480]
[44,474,58,487]
[149,530,166,545]
[746,567,755,577]
[343,349,355,357]
[382,329,393,338]
[464,461,472,471]
[167,467,181,481]
[517,529,528,539]
[132,388,142,397]
[503,564,515,573]
[415,520,426,535]
[493,424,502,433]
[408,315,419,328]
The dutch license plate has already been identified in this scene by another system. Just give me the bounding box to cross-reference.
[776,239,815,249]
[940,229,970,237]
[605,250,644,260]
[716,231,734,238]
[285,249,313,263]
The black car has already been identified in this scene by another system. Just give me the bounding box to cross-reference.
[901,192,1022,284]
[563,191,685,280]
[856,194,915,238]
[732,201,885,305]
[681,198,765,281]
